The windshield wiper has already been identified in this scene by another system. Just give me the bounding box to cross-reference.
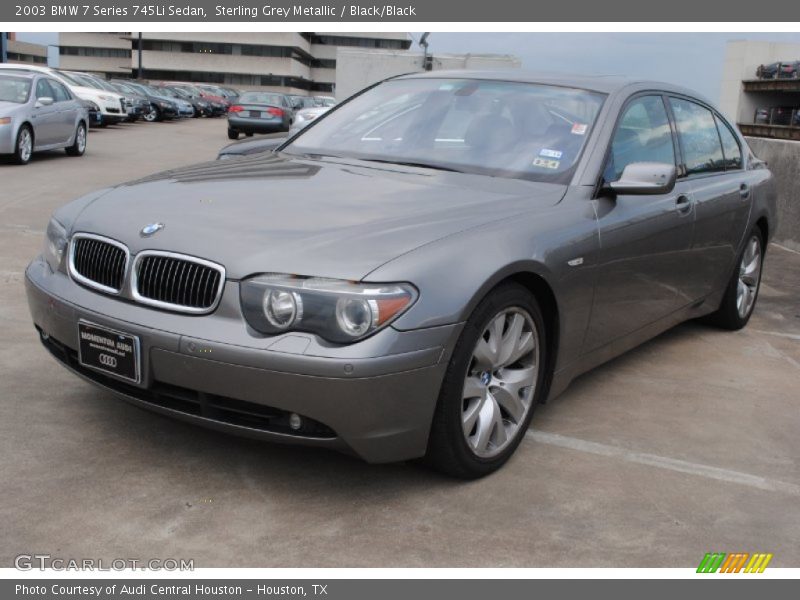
[358,158,462,173]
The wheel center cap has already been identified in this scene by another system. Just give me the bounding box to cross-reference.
[480,371,492,386]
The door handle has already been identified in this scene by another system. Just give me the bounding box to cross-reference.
[676,194,693,215]
[739,183,751,199]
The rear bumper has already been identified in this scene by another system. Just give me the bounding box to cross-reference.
[228,115,285,133]
[25,258,460,463]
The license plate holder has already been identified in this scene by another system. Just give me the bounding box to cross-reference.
[77,320,141,384]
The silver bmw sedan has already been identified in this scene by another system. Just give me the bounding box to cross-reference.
[25,72,777,477]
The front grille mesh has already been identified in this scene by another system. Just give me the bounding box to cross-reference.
[135,255,222,310]
[72,237,127,292]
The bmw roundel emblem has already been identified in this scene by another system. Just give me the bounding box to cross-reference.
[140,222,165,237]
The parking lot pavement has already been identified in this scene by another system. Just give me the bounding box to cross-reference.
[1,118,799,568]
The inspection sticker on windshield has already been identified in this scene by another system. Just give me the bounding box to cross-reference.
[532,157,560,169]
[571,123,588,135]
[539,148,563,159]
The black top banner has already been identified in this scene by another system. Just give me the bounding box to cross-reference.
[2,0,795,22]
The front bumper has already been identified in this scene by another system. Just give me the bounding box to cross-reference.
[25,258,460,463]
[0,122,16,154]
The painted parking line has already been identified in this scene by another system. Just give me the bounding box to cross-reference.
[526,430,800,497]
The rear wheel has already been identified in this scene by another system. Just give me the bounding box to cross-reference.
[227,128,239,140]
[65,122,87,156]
[245,132,254,138]
[13,125,33,165]
[424,283,547,478]
[705,229,764,330]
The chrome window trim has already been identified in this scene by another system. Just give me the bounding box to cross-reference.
[67,232,130,295]
[130,250,226,315]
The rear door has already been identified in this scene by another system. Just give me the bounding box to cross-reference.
[667,97,753,302]
[46,78,78,144]
[585,94,695,351]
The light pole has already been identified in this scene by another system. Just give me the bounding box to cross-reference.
[419,32,431,71]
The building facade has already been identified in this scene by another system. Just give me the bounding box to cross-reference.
[5,35,48,66]
[58,32,411,94]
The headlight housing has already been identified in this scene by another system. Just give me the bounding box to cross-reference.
[43,217,68,273]
[240,275,417,343]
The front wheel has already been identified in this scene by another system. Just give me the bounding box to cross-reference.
[705,229,764,330]
[13,125,33,165]
[143,105,160,122]
[65,122,87,156]
[424,283,547,478]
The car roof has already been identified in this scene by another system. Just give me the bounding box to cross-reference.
[393,69,705,98]
[0,70,36,79]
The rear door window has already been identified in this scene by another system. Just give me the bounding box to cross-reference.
[714,116,743,170]
[669,98,725,176]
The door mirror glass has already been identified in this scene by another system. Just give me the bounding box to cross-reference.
[36,96,54,107]
[608,162,677,195]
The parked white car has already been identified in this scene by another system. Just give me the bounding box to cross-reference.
[0,64,127,127]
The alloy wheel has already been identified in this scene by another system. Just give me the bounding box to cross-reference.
[19,128,32,162]
[461,308,539,458]
[76,125,86,153]
[737,235,762,319]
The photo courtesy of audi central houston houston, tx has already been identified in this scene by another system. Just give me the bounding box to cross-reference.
[25,71,776,478]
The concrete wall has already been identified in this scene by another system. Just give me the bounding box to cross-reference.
[721,40,800,123]
[746,137,800,250]
[334,49,521,101]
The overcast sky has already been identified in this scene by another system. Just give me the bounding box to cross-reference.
[17,31,800,102]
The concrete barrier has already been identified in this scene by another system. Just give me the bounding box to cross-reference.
[746,137,800,251]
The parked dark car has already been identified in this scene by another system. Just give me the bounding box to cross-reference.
[166,83,228,116]
[26,72,777,478]
[111,80,179,122]
[755,106,798,126]
[227,91,293,139]
[107,81,151,121]
[79,99,103,128]
[164,86,212,117]
[756,61,800,79]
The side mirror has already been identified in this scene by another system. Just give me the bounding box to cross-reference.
[606,162,677,195]
[36,97,54,107]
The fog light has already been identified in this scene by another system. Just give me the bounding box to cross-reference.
[40,330,49,340]
[289,413,302,430]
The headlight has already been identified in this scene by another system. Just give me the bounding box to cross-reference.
[240,275,417,343]
[159,101,171,108]
[88,101,100,111]
[43,218,68,273]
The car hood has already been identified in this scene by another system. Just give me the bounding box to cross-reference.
[0,101,25,114]
[68,154,567,281]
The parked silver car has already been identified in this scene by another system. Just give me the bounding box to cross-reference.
[0,71,88,165]
[26,72,776,477]
[288,106,331,135]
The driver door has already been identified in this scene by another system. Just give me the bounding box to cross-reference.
[584,94,695,352]
[31,78,60,147]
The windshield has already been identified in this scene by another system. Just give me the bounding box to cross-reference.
[55,71,84,86]
[286,78,605,183]
[239,92,284,106]
[0,76,32,103]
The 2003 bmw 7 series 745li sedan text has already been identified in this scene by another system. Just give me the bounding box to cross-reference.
[26,72,777,478]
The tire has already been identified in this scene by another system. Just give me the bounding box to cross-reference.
[245,132,254,138]
[13,125,33,165]
[227,128,239,140]
[424,282,548,479]
[143,105,160,122]
[65,122,87,157]
[704,228,765,330]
